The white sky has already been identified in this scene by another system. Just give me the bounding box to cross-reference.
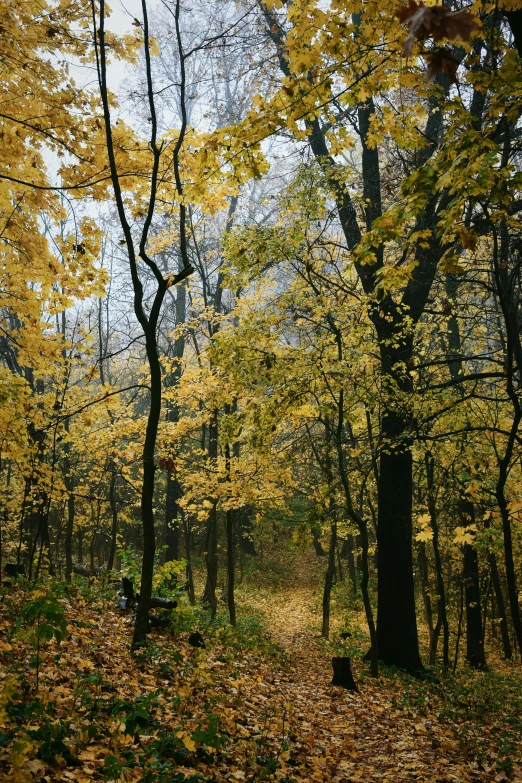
[105,0,159,92]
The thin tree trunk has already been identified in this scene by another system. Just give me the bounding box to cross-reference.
[78,527,83,564]
[343,535,357,596]
[65,492,75,582]
[107,472,118,572]
[225,508,236,626]
[183,516,195,605]
[463,533,486,669]
[453,567,465,672]
[224,404,237,626]
[133,326,162,646]
[322,520,337,639]
[203,413,219,618]
[165,473,181,561]
[164,261,186,563]
[492,222,522,659]
[336,542,344,583]
[488,549,512,659]
[426,454,450,667]
[417,540,434,647]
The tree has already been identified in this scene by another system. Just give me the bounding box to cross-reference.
[90,0,193,645]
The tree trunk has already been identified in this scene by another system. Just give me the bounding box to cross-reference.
[321,520,337,639]
[345,535,357,597]
[183,516,196,605]
[463,536,486,669]
[376,412,422,673]
[492,220,522,659]
[331,657,358,691]
[65,492,75,582]
[359,523,379,677]
[496,475,522,659]
[453,568,465,671]
[107,472,118,573]
[223,406,237,626]
[225,508,236,626]
[417,540,434,647]
[489,549,512,659]
[165,472,181,561]
[164,258,186,563]
[203,414,219,618]
[132,326,162,648]
[427,461,450,667]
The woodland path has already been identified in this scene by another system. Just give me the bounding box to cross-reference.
[254,585,504,783]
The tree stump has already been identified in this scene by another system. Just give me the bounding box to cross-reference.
[331,657,358,691]
[188,631,206,648]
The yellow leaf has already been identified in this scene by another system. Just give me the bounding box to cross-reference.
[176,731,196,752]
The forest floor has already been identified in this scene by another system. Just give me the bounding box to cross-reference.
[1,553,521,783]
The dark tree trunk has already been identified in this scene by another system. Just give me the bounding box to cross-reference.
[312,532,326,557]
[345,535,358,596]
[489,550,512,659]
[183,516,195,605]
[90,529,97,574]
[239,507,257,555]
[496,475,522,659]
[481,576,491,652]
[224,406,237,626]
[359,523,379,677]
[426,454,450,667]
[29,492,52,580]
[78,527,83,564]
[376,406,422,673]
[225,508,236,626]
[492,227,522,660]
[454,569,465,671]
[203,414,219,618]
[463,539,486,669]
[336,541,343,582]
[461,499,486,669]
[65,492,75,582]
[417,541,434,647]
[107,472,118,573]
[164,259,186,563]
[132,326,163,647]
[165,472,181,561]
[321,520,337,639]
[484,510,512,658]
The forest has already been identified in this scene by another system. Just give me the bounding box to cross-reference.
[1,0,522,780]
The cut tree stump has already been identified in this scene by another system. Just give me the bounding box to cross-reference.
[331,656,358,691]
[188,631,206,648]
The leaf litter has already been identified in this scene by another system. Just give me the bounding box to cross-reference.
[0,578,520,782]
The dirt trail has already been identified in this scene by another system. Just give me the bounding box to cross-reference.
[255,586,502,783]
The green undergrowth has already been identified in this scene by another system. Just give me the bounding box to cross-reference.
[0,578,288,782]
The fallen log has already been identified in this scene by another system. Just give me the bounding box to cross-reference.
[150,596,177,609]
[118,578,177,617]
[72,564,103,576]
